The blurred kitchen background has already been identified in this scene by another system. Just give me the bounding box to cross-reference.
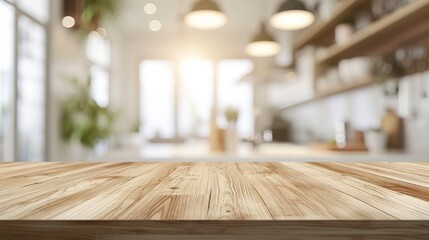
[0,0,429,162]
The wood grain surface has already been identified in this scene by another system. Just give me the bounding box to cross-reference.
[0,162,428,239]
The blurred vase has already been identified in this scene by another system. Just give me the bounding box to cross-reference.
[338,59,353,83]
[318,0,339,20]
[224,126,238,154]
[365,131,387,153]
[335,23,355,45]
[351,57,374,81]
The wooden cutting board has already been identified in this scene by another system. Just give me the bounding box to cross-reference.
[381,108,403,150]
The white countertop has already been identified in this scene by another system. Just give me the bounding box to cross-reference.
[91,142,429,162]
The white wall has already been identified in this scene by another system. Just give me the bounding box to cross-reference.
[49,0,92,161]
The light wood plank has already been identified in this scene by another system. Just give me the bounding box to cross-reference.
[0,162,428,239]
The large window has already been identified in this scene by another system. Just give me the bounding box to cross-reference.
[17,15,47,162]
[179,59,214,138]
[139,59,253,142]
[140,60,175,139]
[217,60,254,138]
[17,0,49,23]
[0,0,49,162]
[0,0,14,162]
[87,31,111,108]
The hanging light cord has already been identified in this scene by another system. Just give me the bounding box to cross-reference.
[259,0,264,23]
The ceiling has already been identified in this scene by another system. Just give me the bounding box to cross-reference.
[110,0,318,61]
[115,0,317,36]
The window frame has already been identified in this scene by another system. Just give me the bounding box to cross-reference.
[139,57,254,142]
[0,0,50,162]
[86,32,112,108]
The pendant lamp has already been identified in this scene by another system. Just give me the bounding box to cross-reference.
[270,0,315,30]
[245,23,281,57]
[184,0,228,30]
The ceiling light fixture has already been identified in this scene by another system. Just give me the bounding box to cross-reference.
[270,0,315,30]
[62,0,85,29]
[144,3,157,15]
[245,23,281,57]
[62,16,76,28]
[184,0,227,30]
[149,20,162,32]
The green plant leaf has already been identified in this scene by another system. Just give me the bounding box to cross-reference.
[61,77,115,148]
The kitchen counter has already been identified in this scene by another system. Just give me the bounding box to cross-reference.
[0,162,429,239]
[91,142,429,162]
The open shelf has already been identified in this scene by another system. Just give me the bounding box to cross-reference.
[282,0,429,112]
[294,0,371,51]
[279,78,375,111]
[315,77,375,98]
[316,0,429,67]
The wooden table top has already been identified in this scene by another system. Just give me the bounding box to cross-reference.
[1,162,429,221]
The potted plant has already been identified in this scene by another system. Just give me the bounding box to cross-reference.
[81,0,119,32]
[62,0,119,36]
[61,77,115,159]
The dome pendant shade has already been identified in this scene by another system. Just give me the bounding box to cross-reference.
[245,23,281,57]
[270,0,315,30]
[185,0,228,29]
